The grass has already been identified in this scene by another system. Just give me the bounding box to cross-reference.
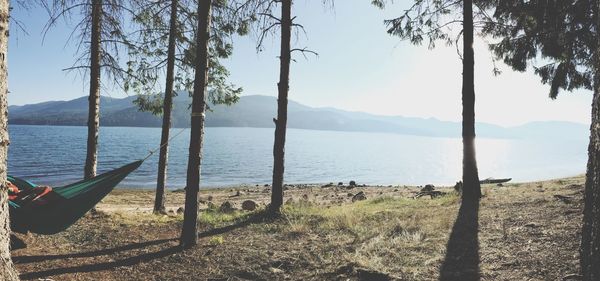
[281,193,459,233]
[208,236,225,245]
[272,193,460,278]
[183,192,461,278]
[199,209,256,228]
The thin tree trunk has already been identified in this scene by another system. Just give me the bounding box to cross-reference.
[461,0,481,201]
[180,0,212,249]
[84,0,102,180]
[269,0,292,214]
[581,4,600,278]
[154,0,179,214]
[0,0,20,279]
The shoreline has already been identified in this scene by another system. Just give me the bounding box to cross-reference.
[113,173,587,192]
[99,174,586,215]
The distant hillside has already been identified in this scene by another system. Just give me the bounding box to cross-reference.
[8,94,589,140]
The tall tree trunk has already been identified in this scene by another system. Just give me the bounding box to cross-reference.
[154,0,179,214]
[0,0,20,279]
[581,4,600,278]
[180,0,212,249]
[461,0,481,200]
[84,0,102,180]
[582,73,600,281]
[269,0,292,214]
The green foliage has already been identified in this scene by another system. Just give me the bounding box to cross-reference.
[126,0,256,113]
[376,0,597,98]
[371,0,385,9]
[199,208,255,228]
[133,93,165,115]
[42,0,141,89]
[374,0,495,49]
[484,0,596,98]
[384,0,460,48]
[373,0,500,74]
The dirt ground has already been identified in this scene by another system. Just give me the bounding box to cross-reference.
[10,177,584,280]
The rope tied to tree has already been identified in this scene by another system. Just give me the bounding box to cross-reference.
[142,127,188,161]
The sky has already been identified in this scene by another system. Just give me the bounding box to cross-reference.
[7,0,593,127]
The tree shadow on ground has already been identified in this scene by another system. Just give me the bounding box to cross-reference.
[439,198,480,281]
[198,209,278,238]
[18,240,181,280]
[13,238,177,264]
[16,210,276,280]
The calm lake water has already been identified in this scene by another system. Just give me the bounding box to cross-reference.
[7,125,588,188]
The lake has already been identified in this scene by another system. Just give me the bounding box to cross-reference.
[6,125,589,189]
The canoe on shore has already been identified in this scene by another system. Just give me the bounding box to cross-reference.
[480,178,512,184]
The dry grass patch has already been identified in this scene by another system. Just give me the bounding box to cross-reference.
[274,193,460,279]
[108,211,183,226]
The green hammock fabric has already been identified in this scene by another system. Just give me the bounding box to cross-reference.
[9,160,142,235]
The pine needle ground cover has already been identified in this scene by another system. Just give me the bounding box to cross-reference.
[12,177,582,280]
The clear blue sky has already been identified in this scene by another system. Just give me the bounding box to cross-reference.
[7,0,593,127]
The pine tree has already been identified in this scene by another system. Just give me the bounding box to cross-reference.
[127,0,247,213]
[155,0,179,214]
[270,0,292,214]
[254,0,319,214]
[85,0,101,180]
[461,0,481,200]
[180,0,212,249]
[485,1,598,279]
[372,0,497,200]
[0,0,20,279]
[42,0,142,180]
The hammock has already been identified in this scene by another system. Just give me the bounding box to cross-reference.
[8,160,142,235]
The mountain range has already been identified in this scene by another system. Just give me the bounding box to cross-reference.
[8,94,589,140]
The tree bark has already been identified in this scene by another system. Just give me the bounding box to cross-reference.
[269,0,292,214]
[154,0,179,214]
[0,0,20,279]
[84,0,102,180]
[461,0,481,201]
[582,73,600,281]
[581,4,600,278]
[180,0,211,249]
